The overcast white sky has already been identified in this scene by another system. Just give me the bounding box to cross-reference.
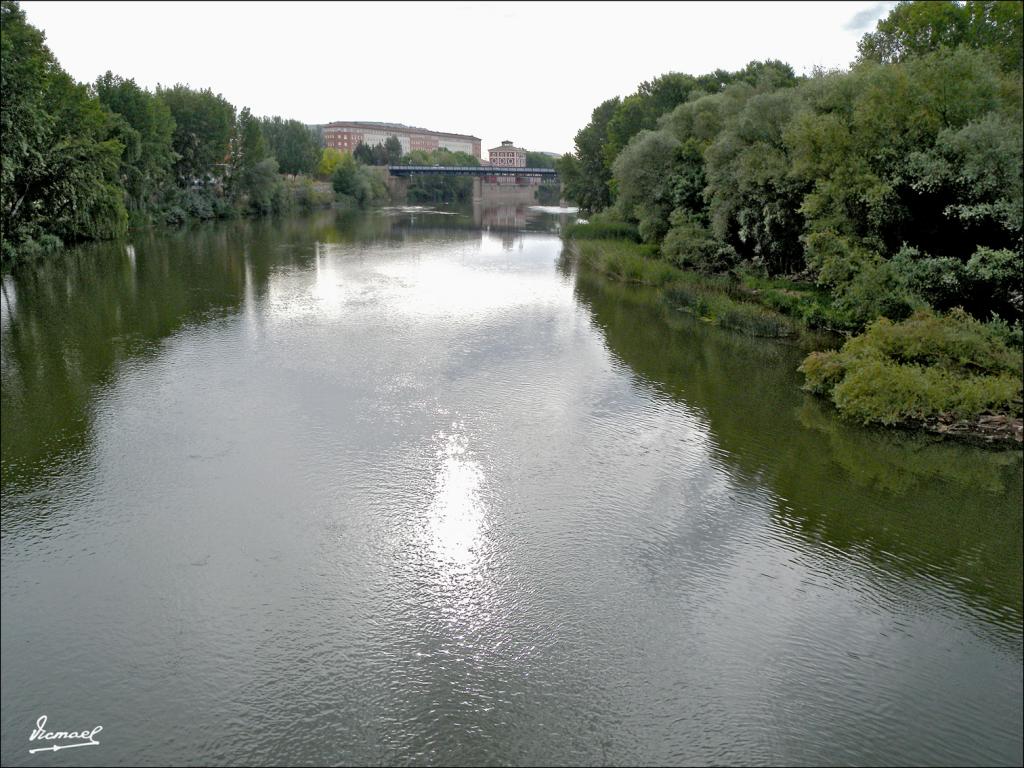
[21,1,896,155]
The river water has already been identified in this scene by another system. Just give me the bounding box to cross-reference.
[1,206,1021,766]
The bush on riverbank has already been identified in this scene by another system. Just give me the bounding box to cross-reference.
[800,310,1023,426]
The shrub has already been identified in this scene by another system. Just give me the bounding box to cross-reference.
[799,349,846,394]
[183,188,216,220]
[717,303,798,337]
[833,358,1021,424]
[852,308,1021,374]
[832,258,920,329]
[661,210,739,273]
[799,308,1024,426]
[2,233,64,262]
[164,206,188,226]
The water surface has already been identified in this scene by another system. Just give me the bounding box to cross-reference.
[2,206,1021,766]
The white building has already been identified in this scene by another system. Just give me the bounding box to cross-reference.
[488,140,526,167]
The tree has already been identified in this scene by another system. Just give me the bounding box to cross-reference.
[704,88,810,274]
[94,71,176,209]
[353,141,374,165]
[316,148,345,179]
[233,107,267,170]
[240,157,280,214]
[157,83,235,185]
[603,73,698,169]
[858,1,1023,72]
[566,97,620,213]
[525,151,556,169]
[331,153,359,195]
[384,135,403,165]
[260,116,319,175]
[612,129,686,242]
[230,106,273,206]
[554,153,582,204]
[1,0,127,259]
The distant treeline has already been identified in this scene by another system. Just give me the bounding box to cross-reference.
[0,1,344,262]
[558,1,1023,435]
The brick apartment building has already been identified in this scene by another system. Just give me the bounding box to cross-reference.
[322,121,481,159]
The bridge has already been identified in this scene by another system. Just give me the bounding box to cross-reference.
[388,165,558,178]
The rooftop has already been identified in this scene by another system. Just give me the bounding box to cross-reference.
[324,120,480,141]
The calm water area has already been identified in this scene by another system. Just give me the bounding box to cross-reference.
[1,205,1021,765]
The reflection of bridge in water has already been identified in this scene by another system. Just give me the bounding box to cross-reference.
[385,165,562,205]
[474,203,576,250]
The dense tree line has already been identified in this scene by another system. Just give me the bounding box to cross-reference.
[559,0,1022,332]
[560,1,1022,434]
[0,1,329,263]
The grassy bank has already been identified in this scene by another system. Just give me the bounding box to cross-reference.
[572,233,803,339]
[565,225,1023,443]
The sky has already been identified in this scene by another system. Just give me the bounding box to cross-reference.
[20,1,897,156]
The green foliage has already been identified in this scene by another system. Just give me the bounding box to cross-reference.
[330,154,387,208]
[534,181,562,205]
[259,116,319,175]
[612,129,689,242]
[661,210,738,273]
[661,277,798,337]
[857,1,1023,73]
[563,215,641,242]
[316,148,346,179]
[353,142,374,165]
[0,0,346,257]
[576,239,669,285]
[237,107,267,167]
[564,97,620,213]
[907,110,1023,245]
[353,136,404,166]
[717,302,798,338]
[94,71,176,210]
[705,88,809,274]
[281,176,334,211]
[563,61,798,217]
[400,148,478,203]
[563,9,1021,345]
[574,237,798,337]
[1,1,128,259]
[330,153,361,196]
[553,152,582,205]
[384,136,403,165]
[800,309,1023,425]
[239,157,280,215]
[525,151,556,169]
[158,83,235,185]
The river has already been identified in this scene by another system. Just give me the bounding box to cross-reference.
[1,206,1021,766]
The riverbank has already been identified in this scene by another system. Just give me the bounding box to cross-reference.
[564,232,1023,446]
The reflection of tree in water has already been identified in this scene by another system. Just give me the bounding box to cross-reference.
[0,207,571,500]
[0,217,321,495]
[570,266,1023,627]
